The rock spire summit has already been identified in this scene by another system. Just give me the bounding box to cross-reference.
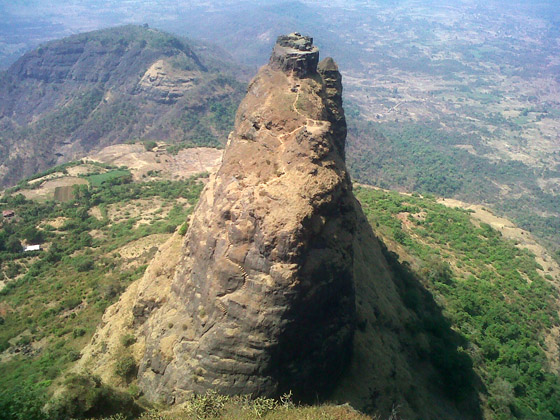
[76,33,482,420]
[135,34,355,402]
[269,32,320,77]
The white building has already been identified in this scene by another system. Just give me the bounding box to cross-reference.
[24,245,41,252]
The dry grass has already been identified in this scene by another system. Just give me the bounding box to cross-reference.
[20,177,88,201]
[438,197,560,283]
[97,397,375,420]
[87,144,222,181]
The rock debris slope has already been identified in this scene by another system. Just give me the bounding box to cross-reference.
[79,33,481,419]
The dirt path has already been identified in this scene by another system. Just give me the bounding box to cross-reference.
[278,75,327,144]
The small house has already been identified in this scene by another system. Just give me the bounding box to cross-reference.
[2,210,15,218]
[24,245,41,252]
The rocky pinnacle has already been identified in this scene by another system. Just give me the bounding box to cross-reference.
[135,34,356,403]
[269,33,320,78]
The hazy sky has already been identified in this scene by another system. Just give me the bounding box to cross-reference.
[1,0,559,69]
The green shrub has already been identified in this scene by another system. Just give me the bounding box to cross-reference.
[73,256,95,272]
[72,327,86,338]
[182,390,229,419]
[21,226,45,244]
[60,296,82,311]
[66,349,82,362]
[143,141,157,151]
[178,222,188,236]
[120,334,136,347]
[44,373,138,420]
[6,237,22,253]
[115,356,137,380]
[250,396,279,418]
[5,262,23,279]
[0,383,49,420]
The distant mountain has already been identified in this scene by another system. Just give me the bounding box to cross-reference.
[0,25,248,187]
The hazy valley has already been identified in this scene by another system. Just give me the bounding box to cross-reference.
[0,2,560,420]
[2,0,559,254]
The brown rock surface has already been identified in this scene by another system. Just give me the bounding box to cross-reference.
[269,33,319,78]
[135,33,356,402]
[78,34,481,419]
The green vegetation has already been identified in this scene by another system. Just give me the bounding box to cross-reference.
[355,186,560,419]
[167,76,243,153]
[44,374,138,420]
[143,141,157,152]
[348,120,560,256]
[87,170,131,187]
[0,168,205,420]
[114,356,137,381]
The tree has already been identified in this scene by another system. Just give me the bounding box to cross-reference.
[143,140,157,151]
[6,237,22,253]
[21,226,45,244]
[0,230,7,251]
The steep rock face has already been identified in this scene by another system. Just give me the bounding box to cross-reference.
[136,33,356,402]
[78,34,482,420]
[269,33,319,78]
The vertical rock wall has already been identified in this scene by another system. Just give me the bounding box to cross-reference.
[136,33,356,402]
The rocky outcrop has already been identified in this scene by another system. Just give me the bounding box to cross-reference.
[269,33,319,78]
[318,57,346,158]
[134,33,355,402]
[137,60,200,104]
[78,34,482,420]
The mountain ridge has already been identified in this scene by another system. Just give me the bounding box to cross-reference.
[0,25,248,188]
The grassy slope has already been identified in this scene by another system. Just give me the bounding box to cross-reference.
[347,121,560,258]
[0,163,204,420]
[355,186,560,419]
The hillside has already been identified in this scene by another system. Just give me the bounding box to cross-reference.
[0,25,247,187]
[1,1,559,267]
[0,142,559,418]
[0,146,374,420]
[1,22,559,420]
[0,148,209,419]
[355,186,560,419]
[2,3,559,263]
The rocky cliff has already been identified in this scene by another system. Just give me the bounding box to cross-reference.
[138,32,355,401]
[0,25,247,187]
[78,34,481,419]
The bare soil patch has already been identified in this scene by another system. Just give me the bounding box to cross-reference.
[39,217,69,230]
[87,144,222,181]
[21,177,88,201]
